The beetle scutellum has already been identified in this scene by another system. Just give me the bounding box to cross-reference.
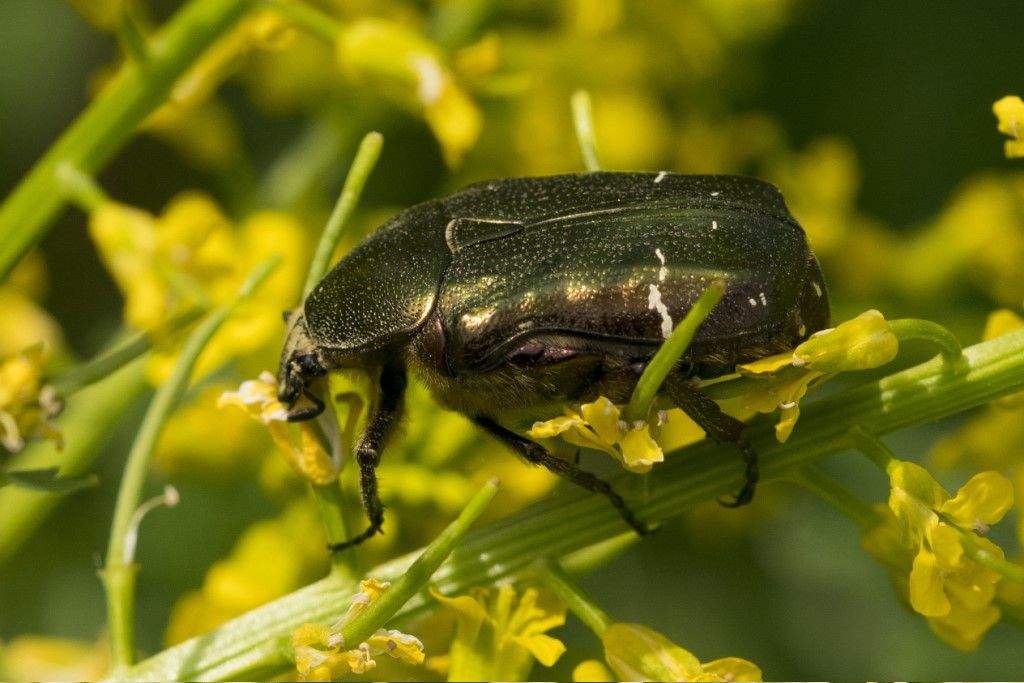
[279,172,829,549]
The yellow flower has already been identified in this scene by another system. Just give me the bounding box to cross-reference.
[877,461,1014,650]
[601,622,761,682]
[0,344,62,453]
[219,373,338,485]
[722,355,822,443]
[293,579,425,681]
[0,252,65,359]
[792,309,898,373]
[336,18,482,166]
[993,95,1024,158]
[527,396,664,473]
[431,584,566,681]
[0,635,109,682]
[165,501,327,645]
[573,658,616,682]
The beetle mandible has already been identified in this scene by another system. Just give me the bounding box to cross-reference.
[279,172,830,550]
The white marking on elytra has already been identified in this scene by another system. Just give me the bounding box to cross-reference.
[759,291,768,306]
[654,248,668,282]
[711,220,718,231]
[812,281,823,297]
[711,191,721,197]
[648,284,674,338]
[748,297,758,307]
[654,170,668,183]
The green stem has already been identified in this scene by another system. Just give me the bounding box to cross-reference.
[49,308,205,396]
[571,90,602,172]
[889,318,965,368]
[313,481,358,579]
[959,533,1024,583]
[115,3,152,64]
[338,479,498,647]
[117,327,1024,681]
[0,0,255,281]
[262,0,343,43]
[625,281,725,422]
[533,558,612,637]
[302,132,384,297]
[790,465,882,531]
[56,162,111,212]
[847,425,898,474]
[102,258,278,672]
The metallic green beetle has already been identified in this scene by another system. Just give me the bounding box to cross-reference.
[279,172,829,549]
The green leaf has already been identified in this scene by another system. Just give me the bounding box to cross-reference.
[0,467,99,493]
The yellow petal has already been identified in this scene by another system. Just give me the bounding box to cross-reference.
[909,548,950,617]
[736,352,794,376]
[365,629,426,666]
[927,599,1001,651]
[602,622,703,682]
[939,470,1015,531]
[513,633,566,667]
[927,523,965,572]
[793,309,898,372]
[580,396,625,446]
[701,656,763,682]
[527,415,587,439]
[774,401,800,443]
[573,659,615,682]
[994,95,1024,134]
[617,424,664,473]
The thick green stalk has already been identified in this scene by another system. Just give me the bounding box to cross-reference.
[102,258,278,672]
[0,0,255,280]
[117,328,1024,681]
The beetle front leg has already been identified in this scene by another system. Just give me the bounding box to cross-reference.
[328,363,407,553]
[472,416,655,536]
[664,377,758,507]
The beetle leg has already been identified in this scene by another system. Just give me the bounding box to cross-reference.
[472,416,655,536]
[663,377,758,507]
[328,363,407,553]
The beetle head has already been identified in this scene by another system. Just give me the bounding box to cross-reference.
[278,311,327,421]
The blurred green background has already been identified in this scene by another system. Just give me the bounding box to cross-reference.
[1,0,1023,679]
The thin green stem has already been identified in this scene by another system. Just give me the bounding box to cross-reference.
[338,479,498,647]
[847,425,898,475]
[571,90,602,172]
[791,465,882,531]
[102,258,278,672]
[302,132,384,297]
[118,327,1024,681]
[49,308,205,396]
[56,162,110,212]
[262,0,343,43]
[533,558,612,637]
[959,533,1024,583]
[313,482,357,579]
[624,281,725,422]
[0,0,255,281]
[116,3,152,64]
[889,318,965,368]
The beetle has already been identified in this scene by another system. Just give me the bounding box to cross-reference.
[279,172,830,550]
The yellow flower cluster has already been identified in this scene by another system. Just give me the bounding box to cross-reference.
[292,579,425,681]
[87,193,307,382]
[431,584,566,681]
[575,622,761,682]
[0,344,62,453]
[863,462,1015,650]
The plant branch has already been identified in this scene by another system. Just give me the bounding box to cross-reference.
[0,0,255,281]
[116,328,1024,681]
